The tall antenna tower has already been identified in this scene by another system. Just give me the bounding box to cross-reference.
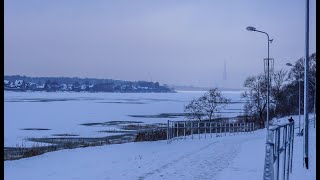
[223,60,227,80]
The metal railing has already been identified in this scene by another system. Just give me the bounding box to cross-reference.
[167,120,256,143]
[263,122,294,180]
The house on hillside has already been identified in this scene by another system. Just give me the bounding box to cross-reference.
[27,82,37,90]
[60,84,68,91]
[4,80,10,87]
[14,80,25,88]
[50,82,61,91]
[81,84,87,91]
[36,84,45,90]
[4,80,26,91]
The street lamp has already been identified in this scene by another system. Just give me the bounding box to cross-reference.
[304,0,310,169]
[286,62,303,134]
[246,26,273,130]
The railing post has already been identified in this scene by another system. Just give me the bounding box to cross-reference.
[277,129,280,180]
[287,125,291,180]
[290,123,294,173]
[283,126,287,180]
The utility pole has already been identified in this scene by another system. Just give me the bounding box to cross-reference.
[303,0,309,170]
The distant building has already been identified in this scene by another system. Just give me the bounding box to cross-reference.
[14,80,25,88]
[4,80,10,86]
[36,84,45,89]
[27,82,37,90]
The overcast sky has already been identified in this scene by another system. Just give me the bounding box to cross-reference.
[4,0,316,88]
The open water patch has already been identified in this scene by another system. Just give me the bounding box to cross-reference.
[128,113,188,119]
[51,134,79,137]
[80,120,144,126]
[21,128,51,131]
[96,101,146,104]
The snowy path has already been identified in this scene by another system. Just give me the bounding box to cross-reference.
[4,131,265,180]
[142,138,243,180]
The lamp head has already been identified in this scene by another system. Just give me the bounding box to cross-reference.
[246,26,256,31]
[286,63,293,67]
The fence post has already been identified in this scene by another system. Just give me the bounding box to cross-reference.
[246,123,248,133]
[204,122,207,138]
[172,122,175,140]
[242,123,244,134]
[244,123,247,134]
[191,121,193,139]
[215,123,217,137]
[184,121,186,139]
[176,122,179,138]
[167,120,169,143]
[198,121,200,139]
[210,122,212,138]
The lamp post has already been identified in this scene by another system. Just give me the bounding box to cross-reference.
[246,26,273,130]
[304,0,310,169]
[286,63,302,133]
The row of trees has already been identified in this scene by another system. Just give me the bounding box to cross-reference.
[183,52,316,129]
[242,53,316,128]
[4,76,175,93]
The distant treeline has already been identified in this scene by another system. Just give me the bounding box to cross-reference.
[4,75,175,93]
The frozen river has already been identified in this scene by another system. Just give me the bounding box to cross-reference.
[4,91,245,147]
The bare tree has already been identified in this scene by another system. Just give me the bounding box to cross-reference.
[242,74,268,128]
[271,69,288,117]
[242,52,316,128]
[184,88,230,122]
[199,88,230,121]
[184,99,204,121]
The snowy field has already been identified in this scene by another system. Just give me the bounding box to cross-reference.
[4,115,315,180]
[4,91,245,147]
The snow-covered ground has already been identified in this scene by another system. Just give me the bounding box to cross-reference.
[4,114,316,180]
[4,91,245,147]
